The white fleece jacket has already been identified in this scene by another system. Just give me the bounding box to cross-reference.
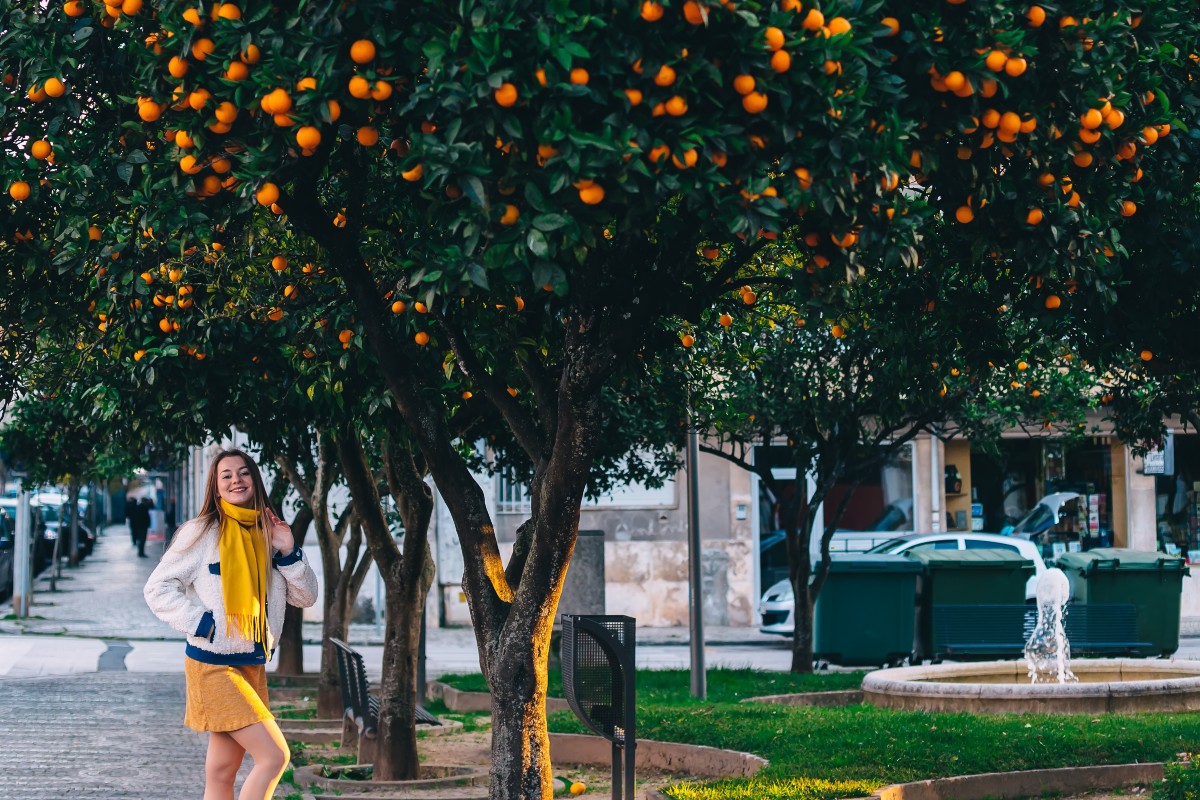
[144,517,318,659]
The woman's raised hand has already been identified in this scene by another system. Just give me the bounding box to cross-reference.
[265,509,294,555]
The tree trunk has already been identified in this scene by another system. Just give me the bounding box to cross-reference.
[792,584,816,673]
[67,477,81,568]
[275,505,313,676]
[374,559,427,781]
[487,604,558,799]
[277,445,372,717]
[335,424,436,781]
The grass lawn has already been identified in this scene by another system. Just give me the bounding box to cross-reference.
[434,667,867,700]
[435,667,1200,798]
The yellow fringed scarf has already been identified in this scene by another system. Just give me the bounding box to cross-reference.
[218,499,269,649]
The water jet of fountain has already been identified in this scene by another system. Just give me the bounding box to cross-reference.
[1024,567,1076,684]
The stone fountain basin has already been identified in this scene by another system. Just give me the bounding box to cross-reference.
[862,659,1200,714]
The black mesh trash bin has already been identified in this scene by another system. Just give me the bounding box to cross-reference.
[561,615,636,800]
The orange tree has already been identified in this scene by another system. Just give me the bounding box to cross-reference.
[687,225,1105,672]
[4,1,1200,796]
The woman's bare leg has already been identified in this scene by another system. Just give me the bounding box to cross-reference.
[204,731,245,800]
[228,719,290,800]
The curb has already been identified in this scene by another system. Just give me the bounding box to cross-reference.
[293,762,488,793]
[548,732,767,779]
[426,680,570,714]
[647,761,1163,800]
[280,717,464,744]
[741,689,864,707]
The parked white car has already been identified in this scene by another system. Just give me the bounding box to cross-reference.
[758,532,1050,636]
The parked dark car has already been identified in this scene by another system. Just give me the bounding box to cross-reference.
[0,497,48,577]
[0,505,13,601]
[33,494,95,564]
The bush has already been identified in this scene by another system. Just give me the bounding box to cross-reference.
[1157,756,1200,800]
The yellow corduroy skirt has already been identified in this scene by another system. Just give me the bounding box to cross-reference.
[183,657,273,732]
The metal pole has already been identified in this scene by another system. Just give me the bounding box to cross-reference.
[13,488,32,618]
[686,426,706,699]
[417,612,427,704]
[930,429,941,533]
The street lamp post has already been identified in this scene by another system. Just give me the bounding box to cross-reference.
[685,425,706,699]
[12,482,33,618]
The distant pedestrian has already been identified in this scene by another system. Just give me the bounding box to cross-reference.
[125,495,137,547]
[165,493,178,546]
[130,497,151,557]
[144,448,317,800]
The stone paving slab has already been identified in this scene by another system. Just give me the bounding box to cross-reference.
[0,672,210,800]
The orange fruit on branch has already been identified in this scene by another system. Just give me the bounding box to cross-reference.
[682,1,707,25]
[494,82,518,106]
[732,74,755,95]
[1003,57,1027,77]
[641,1,664,21]
[985,50,1008,72]
[350,39,376,64]
[742,91,767,113]
[357,126,380,146]
[256,182,280,206]
[578,181,605,204]
[191,38,214,60]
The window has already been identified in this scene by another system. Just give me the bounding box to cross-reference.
[965,540,1020,554]
[905,539,957,552]
[495,474,530,514]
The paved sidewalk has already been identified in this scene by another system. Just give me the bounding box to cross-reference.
[0,672,207,800]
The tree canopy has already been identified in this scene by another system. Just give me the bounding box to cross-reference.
[4,2,1200,797]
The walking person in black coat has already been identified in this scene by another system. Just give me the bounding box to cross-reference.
[130,497,152,558]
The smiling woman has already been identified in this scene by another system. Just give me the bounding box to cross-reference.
[144,447,318,800]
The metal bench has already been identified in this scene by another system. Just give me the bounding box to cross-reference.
[931,603,1151,661]
[329,637,439,764]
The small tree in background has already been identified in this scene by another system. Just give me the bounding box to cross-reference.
[688,234,1101,672]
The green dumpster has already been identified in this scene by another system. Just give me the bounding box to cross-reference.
[906,550,1035,661]
[1055,548,1189,657]
[812,554,922,667]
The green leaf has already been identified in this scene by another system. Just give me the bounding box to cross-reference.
[527,229,549,257]
[467,263,489,289]
[532,213,569,232]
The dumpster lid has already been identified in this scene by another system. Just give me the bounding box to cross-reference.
[1055,548,1188,572]
[904,549,1033,568]
[826,553,924,573]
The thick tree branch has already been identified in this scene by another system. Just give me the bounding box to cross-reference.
[437,316,545,464]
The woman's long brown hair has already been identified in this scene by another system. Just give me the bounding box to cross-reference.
[196,448,277,529]
[171,449,278,576]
